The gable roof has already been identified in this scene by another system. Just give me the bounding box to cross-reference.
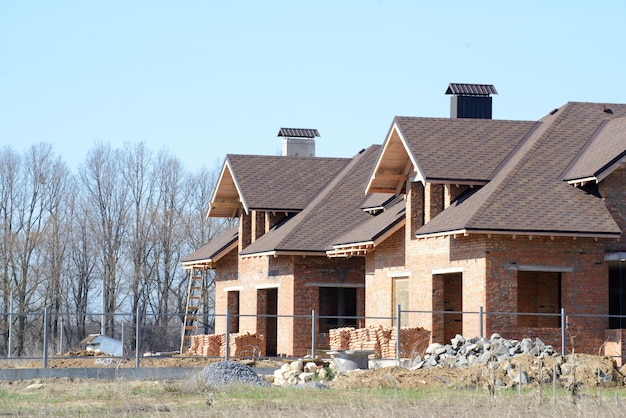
[367,118,537,194]
[240,145,384,256]
[412,102,625,238]
[208,154,348,217]
[181,227,238,268]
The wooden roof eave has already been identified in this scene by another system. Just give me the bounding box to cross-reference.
[366,122,423,195]
[206,159,248,219]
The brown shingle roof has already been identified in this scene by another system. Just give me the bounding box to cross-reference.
[415,102,625,237]
[181,227,238,265]
[332,198,405,246]
[395,117,537,182]
[211,154,348,216]
[562,116,626,182]
[240,146,383,255]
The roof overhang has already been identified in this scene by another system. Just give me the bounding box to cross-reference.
[566,156,626,186]
[366,122,422,195]
[206,159,247,218]
[181,239,238,270]
[415,228,620,240]
[240,250,327,259]
[327,217,406,258]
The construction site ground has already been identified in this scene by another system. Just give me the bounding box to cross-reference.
[0,351,624,391]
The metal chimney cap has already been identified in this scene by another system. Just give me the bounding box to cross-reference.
[446,83,497,96]
[277,128,320,138]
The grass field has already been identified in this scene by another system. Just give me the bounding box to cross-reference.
[1,377,626,417]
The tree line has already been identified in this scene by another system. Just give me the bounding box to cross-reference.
[0,142,233,356]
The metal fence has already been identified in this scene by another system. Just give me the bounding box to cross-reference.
[0,306,623,368]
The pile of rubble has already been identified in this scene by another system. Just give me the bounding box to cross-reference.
[270,359,332,388]
[412,333,556,370]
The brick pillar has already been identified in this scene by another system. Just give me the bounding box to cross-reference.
[251,210,265,242]
[407,181,424,240]
[425,183,444,223]
[239,211,252,252]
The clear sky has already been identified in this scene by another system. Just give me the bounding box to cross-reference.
[2,1,625,172]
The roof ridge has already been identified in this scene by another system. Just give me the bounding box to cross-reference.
[464,103,574,229]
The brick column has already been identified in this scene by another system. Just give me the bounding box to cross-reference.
[239,211,252,252]
[425,183,444,223]
[406,181,424,240]
[251,210,265,242]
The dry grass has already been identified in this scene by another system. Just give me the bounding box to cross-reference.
[1,377,626,417]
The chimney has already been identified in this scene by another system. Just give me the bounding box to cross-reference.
[277,128,319,157]
[446,83,497,119]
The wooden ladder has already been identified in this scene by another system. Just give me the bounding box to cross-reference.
[180,267,204,354]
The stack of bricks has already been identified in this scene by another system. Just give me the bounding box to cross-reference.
[329,326,430,359]
[188,332,265,357]
[329,327,354,350]
[347,327,379,352]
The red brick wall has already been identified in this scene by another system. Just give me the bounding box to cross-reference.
[365,227,406,327]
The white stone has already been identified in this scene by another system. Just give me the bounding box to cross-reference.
[304,362,318,373]
[289,360,303,372]
[299,372,316,383]
[426,343,443,354]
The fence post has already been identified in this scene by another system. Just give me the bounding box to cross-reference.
[561,307,566,356]
[396,304,402,364]
[59,315,64,356]
[8,290,13,359]
[311,310,317,358]
[135,306,141,368]
[43,307,49,369]
[479,306,484,339]
[225,308,230,362]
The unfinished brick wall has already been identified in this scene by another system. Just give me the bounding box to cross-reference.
[365,227,406,328]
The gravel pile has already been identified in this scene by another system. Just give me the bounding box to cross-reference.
[201,361,271,387]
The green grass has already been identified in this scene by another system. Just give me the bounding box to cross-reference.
[0,379,625,417]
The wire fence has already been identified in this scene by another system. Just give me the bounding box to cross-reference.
[0,306,624,368]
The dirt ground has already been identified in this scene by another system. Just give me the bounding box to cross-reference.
[2,351,624,391]
[332,353,625,390]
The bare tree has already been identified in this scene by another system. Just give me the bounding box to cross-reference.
[66,190,98,344]
[78,143,129,336]
[121,143,156,331]
[0,147,20,355]
[149,151,186,343]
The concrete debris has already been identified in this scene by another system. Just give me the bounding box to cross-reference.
[414,334,556,370]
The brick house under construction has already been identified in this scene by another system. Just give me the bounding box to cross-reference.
[183,84,626,359]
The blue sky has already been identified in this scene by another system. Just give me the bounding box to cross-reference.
[1,1,625,172]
